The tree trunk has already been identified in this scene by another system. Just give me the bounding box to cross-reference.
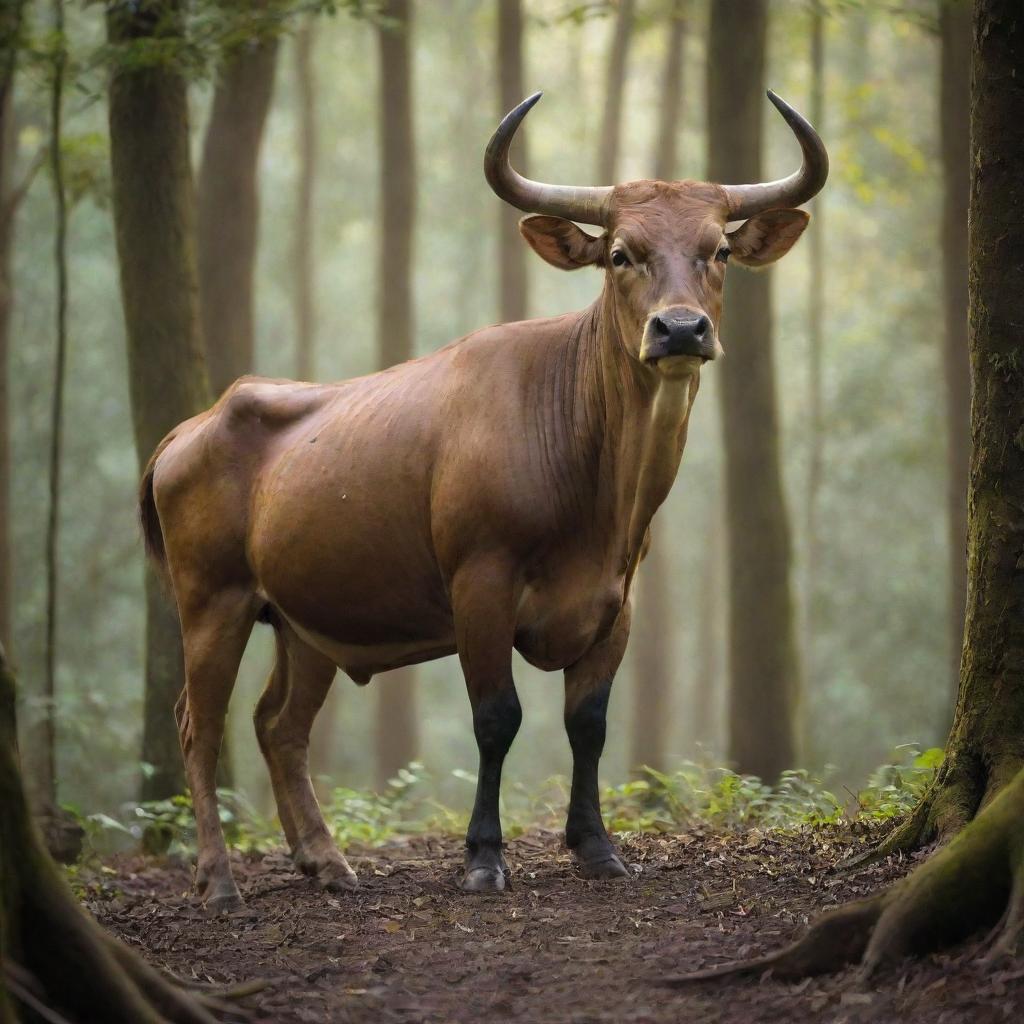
[496,0,528,322]
[292,21,317,381]
[691,486,724,756]
[373,0,418,788]
[707,0,800,781]
[629,0,688,772]
[106,0,210,803]
[939,0,971,709]
[652,0,686,183]
[39,0,68,816]
[197,1,279,396]
[596,0,636,183]
[879,0,1024,856]
[802,0,825,746]
[0,3,23,659]
[0,646,219,1023]
[662,2,1024,979]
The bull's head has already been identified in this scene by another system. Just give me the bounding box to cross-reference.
[484,92,827,379]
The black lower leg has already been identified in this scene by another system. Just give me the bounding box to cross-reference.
[463,687,522,890]
[565,681,626,876]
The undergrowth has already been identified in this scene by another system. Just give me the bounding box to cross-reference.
[72,745,943,859]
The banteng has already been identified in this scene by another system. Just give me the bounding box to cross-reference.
[140,92,827,909]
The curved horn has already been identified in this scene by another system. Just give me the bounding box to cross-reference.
[720,90,829,219]
[485,92,612,227]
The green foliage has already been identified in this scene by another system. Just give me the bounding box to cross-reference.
[856,744,943,821]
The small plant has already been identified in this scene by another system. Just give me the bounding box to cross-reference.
[857,744,943,821]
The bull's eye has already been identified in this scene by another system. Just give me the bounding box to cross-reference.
[610,249,631,269]
[715,246,731,264]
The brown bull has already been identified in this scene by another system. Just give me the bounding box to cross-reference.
[141,92,827,910]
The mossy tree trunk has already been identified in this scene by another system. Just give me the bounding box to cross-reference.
[707,0,800,781]
[939,0,971,709]
[197,0,279,396]
[0,647,221,1023]
[373,0,418,788]
[880,0,1024,856]
[664,0,1024,982]
[106,0,210,803]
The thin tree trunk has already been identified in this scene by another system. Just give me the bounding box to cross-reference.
[106,0,210,802]
[708,0,800,781]
[878,0,1024,856]
[0,3,23,658]
[497,0,528,322]
[374,0,418,788]
[939,0,971,708]
[691,485,724,756]
[39,0,68,816]
[652,0,686,183]
[596,0,636,183]
[802,0,825,745]
[629,0,688,772]
[197,1,279,396]
[293,21,317,381]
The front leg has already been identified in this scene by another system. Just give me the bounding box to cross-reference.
[452,556,522,893]
[564,607,631,879]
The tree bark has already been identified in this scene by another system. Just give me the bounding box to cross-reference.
[939,0,971,709]
[802,0,825,747]
[374,0,418,788]
[652,0,686,183]
[292,21,317,381]
[0,2,24,659]
[707,0,800,781]
[664,12,1024,973]
[629,0,688,772]
[496,0,528,322]
[879,0,1024,856]
[107,0,210,802]
[39,0,68,816]
[0,647,220,1023]
[691,486,725,756]
[197,0,279,396]
[596,0,636,183]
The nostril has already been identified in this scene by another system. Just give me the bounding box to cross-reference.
[693,315,710,339]
[651,315,671,338]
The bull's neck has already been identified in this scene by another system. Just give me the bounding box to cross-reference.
[553,292,697,583]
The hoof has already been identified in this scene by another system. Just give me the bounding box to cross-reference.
[578,853,630,880]
[319,861,359,893]
[205,889,244,914]
[296,849,359,892]
[460,866,507,893]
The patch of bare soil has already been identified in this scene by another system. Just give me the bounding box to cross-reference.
[85,829,1023,1023]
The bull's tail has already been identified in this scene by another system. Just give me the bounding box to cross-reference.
[138,429,179,572]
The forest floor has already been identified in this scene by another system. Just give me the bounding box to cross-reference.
[85,827,1023,1024]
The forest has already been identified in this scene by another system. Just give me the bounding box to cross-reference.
[2,0,1023,1021]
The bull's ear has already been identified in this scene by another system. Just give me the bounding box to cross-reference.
[727,209,809,268]
[519,215,605,270]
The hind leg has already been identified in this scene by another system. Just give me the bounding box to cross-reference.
[255,621,356,891]
[175,587,255,912]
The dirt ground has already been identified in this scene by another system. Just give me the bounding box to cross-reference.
[85,827,1023,1024]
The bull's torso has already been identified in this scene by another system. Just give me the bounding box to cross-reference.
[159,316,655,685]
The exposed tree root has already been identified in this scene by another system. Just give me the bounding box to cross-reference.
[663,765,1024,985]
[0,649,248,1024]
